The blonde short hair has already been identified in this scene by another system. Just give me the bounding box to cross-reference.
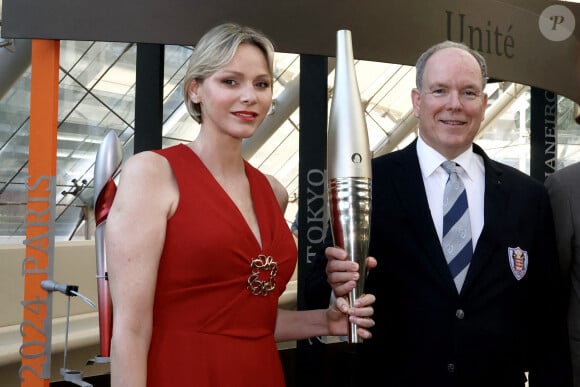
[182,23,275,123]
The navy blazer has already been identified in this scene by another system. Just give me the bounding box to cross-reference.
[306,140,572,387]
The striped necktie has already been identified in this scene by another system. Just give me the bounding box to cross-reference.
[441,161,473,292]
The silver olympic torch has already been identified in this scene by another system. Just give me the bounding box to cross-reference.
[327,29,372,344]
[93,130,123,361]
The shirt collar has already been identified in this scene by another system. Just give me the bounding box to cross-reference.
[416,135,475,180]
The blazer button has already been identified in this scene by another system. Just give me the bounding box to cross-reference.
[455,309,465,319]
[447,363,455,373]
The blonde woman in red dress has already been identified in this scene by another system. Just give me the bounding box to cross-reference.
[106,23,376,387]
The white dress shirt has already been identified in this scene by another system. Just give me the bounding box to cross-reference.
[416,136,485,250]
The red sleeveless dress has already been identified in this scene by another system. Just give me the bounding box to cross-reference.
[146,144,297,386]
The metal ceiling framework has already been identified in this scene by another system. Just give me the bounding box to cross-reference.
[1,0,579,243]
[0,38,579,243]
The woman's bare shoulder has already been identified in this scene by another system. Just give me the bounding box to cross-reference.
[265,174,288,213]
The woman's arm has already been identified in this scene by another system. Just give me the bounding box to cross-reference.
[106,151,178,387]
[274,293,375,342]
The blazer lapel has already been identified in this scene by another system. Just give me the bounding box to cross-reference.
[394,141,458,294]
[461,144,508,292]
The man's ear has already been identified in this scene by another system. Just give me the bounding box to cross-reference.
[411,88,421,118]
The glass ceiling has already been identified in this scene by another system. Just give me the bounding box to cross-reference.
[0,40,579,243]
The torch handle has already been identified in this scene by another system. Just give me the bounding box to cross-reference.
[329,177,371,343]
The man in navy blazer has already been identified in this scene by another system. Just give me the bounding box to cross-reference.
[307,41,572,386]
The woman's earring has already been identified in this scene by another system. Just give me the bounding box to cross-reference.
[267,99,277,116]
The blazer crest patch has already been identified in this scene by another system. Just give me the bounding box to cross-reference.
[508,246,528,280]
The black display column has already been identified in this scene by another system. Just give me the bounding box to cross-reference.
[134,43,164,153]
[530,86,558,181]
[294,53,328,387]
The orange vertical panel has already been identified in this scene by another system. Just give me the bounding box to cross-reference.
[20,39,60,387]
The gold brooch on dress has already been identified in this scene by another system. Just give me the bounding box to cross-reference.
[247,254,278,296]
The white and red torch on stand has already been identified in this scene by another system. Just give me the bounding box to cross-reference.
[92,131,123,362]
[327,29,372,344]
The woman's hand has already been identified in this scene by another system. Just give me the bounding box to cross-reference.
[327,292,375,339]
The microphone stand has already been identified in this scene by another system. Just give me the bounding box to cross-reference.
[41,280,96,387]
